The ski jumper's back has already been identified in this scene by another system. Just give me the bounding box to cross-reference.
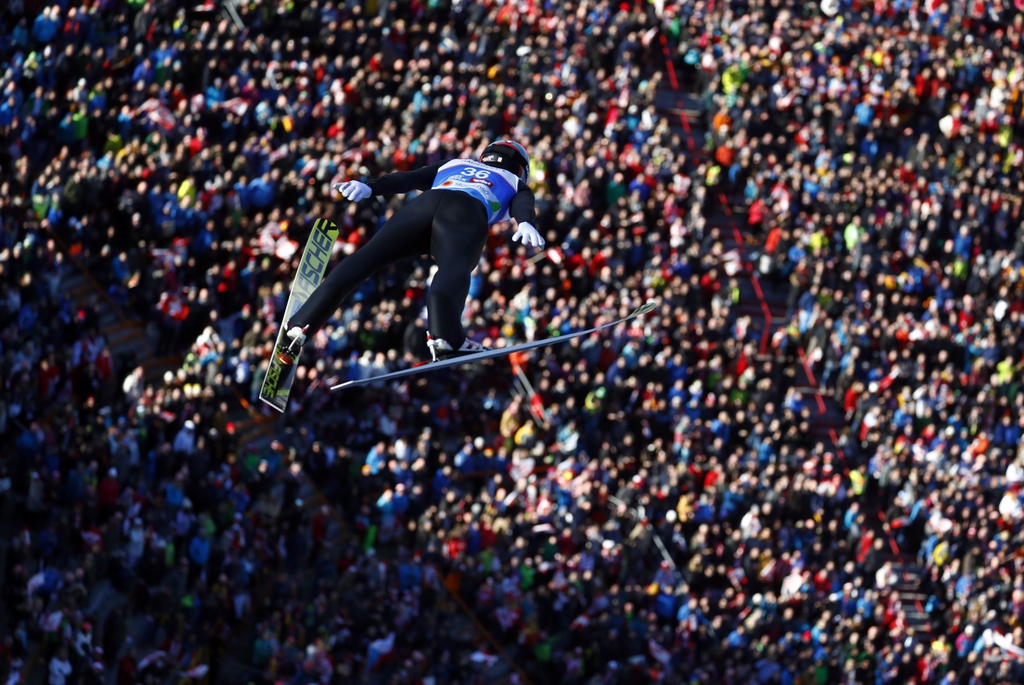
[431,159,520,224]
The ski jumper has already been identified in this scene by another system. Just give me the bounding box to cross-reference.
[287,159,537,348]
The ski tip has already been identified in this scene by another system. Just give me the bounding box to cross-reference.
[635,299,658,316]
[312,217,339,234]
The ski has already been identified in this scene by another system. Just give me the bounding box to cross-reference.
[259,218,340,412]
[330,299,659,392]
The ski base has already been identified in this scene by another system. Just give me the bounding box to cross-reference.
[259,218,339,412]
[330,299,658,392]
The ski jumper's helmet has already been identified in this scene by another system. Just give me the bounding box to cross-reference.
[480,140,531,185]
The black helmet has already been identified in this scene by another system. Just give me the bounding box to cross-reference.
[480,140,531,185]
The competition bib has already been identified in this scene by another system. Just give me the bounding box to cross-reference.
[431,159,520,223]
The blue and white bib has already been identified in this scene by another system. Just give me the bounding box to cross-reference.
[431,159,520,224]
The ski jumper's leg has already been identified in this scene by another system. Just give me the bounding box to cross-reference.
[287,191,441,333]
[426,191,490,347]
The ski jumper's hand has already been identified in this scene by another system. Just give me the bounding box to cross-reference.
[512,221,545,249]
[332,180,372,202]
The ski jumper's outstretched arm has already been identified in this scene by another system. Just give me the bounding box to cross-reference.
[508,181,543,247]
[362,162,537,226]
[363,161,446,196]
[508,182,537,225]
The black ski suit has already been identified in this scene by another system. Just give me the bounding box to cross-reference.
[287,160,537,349]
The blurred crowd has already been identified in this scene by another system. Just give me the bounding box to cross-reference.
[3,0,1024,684]
[694,0,1024,683]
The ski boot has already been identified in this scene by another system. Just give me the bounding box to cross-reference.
[426,334,490,362]
[276,325,308,365]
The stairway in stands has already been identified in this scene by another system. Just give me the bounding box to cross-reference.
[891,555,933,635]
[14,249,279,684]
[655,74,932,637]
[653,86,848,452]
[61,268,169,380]
[60,252,275,443]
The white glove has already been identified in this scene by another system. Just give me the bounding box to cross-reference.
[332,180,372,202]
[512,221,545,249]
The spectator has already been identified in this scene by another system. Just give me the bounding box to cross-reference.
[4,0,1024,683]
[47,646,72,685]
